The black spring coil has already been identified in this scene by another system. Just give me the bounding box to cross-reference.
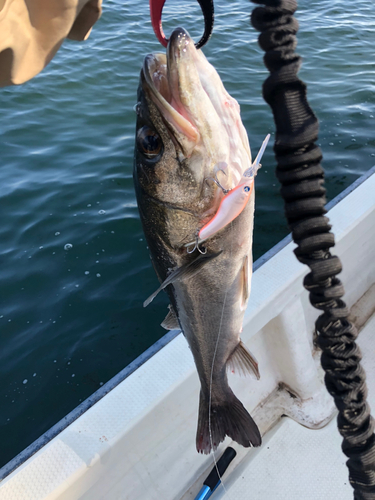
[250,0,375,498]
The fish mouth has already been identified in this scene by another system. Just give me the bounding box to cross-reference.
[142,28,201,156]
[142,27,251,184]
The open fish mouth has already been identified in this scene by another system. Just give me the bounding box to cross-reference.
[141,27,252,187]
[142,52,199,152]
[142,28,202,157]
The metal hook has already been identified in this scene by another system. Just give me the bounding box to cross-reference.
[185,233,207,255]
[213,164,227,178]
[198,244,207,255]
[205,170,229,194]
[149,0,214,49]
[186,241,197,254]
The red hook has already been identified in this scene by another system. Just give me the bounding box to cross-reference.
[149,0,214,49]
[150,0,168,47]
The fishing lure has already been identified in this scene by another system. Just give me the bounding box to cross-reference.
[186,134,270,253]
[198,181,254,243]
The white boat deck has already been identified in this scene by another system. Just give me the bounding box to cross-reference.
[213,304,375,500]
[0,166,374,500]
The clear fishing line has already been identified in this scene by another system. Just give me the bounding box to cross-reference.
[208,288,231,499]
[208,221,234,500]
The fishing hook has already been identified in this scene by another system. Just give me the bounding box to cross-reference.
[186,233,207,255]
[205,169,229,195]
[149,0,214,49]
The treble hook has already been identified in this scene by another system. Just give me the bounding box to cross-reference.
[205,167,229,194]
[149,0,214,49]
[186,232,207,255]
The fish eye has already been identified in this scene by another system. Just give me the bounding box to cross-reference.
[243,185,251,193]
[137,126,163,159]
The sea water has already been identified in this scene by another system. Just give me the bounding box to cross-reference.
[0,0,374,467]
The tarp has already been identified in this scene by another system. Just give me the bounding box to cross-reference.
[0,0,102,86]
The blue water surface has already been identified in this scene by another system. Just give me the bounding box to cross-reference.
[0,0,374,467]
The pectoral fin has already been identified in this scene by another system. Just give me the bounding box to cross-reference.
[161,305,180,330]
[227,341,260,380]
[143,250,222,308]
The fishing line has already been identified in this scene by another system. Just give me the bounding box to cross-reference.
[208,290,229,497]
[208,221,234,500]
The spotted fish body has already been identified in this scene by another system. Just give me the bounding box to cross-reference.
[134,28,262,453]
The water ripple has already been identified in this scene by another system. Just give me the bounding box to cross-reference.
[0,0,374,467]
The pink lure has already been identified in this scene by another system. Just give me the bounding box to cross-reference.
[197,134,270,244]
[198,181,254,242]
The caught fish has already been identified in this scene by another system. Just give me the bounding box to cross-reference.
[134,27,263,454]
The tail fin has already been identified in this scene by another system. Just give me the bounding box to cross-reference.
[196,389,261,454]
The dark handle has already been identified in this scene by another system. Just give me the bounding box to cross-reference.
[203,446,236,490]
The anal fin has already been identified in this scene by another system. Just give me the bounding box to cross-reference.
[227,341,260,380]
[161,305,180,330]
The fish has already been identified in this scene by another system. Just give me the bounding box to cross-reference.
[133,27,262,454]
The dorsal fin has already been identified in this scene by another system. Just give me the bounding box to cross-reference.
[227,341,260,380]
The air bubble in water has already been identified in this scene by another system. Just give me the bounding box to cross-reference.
[55,232,60,236]
[98,210,106,214]
[64,243,73,250]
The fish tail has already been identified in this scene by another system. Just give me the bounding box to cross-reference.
[196,389,261,454]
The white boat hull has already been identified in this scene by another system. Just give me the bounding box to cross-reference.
[1,167,375,500]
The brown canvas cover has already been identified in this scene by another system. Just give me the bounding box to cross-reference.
[0,0,102,86]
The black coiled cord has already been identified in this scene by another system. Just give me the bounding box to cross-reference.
[250,0,375,498]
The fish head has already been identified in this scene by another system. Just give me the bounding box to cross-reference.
[134,27,252,215]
